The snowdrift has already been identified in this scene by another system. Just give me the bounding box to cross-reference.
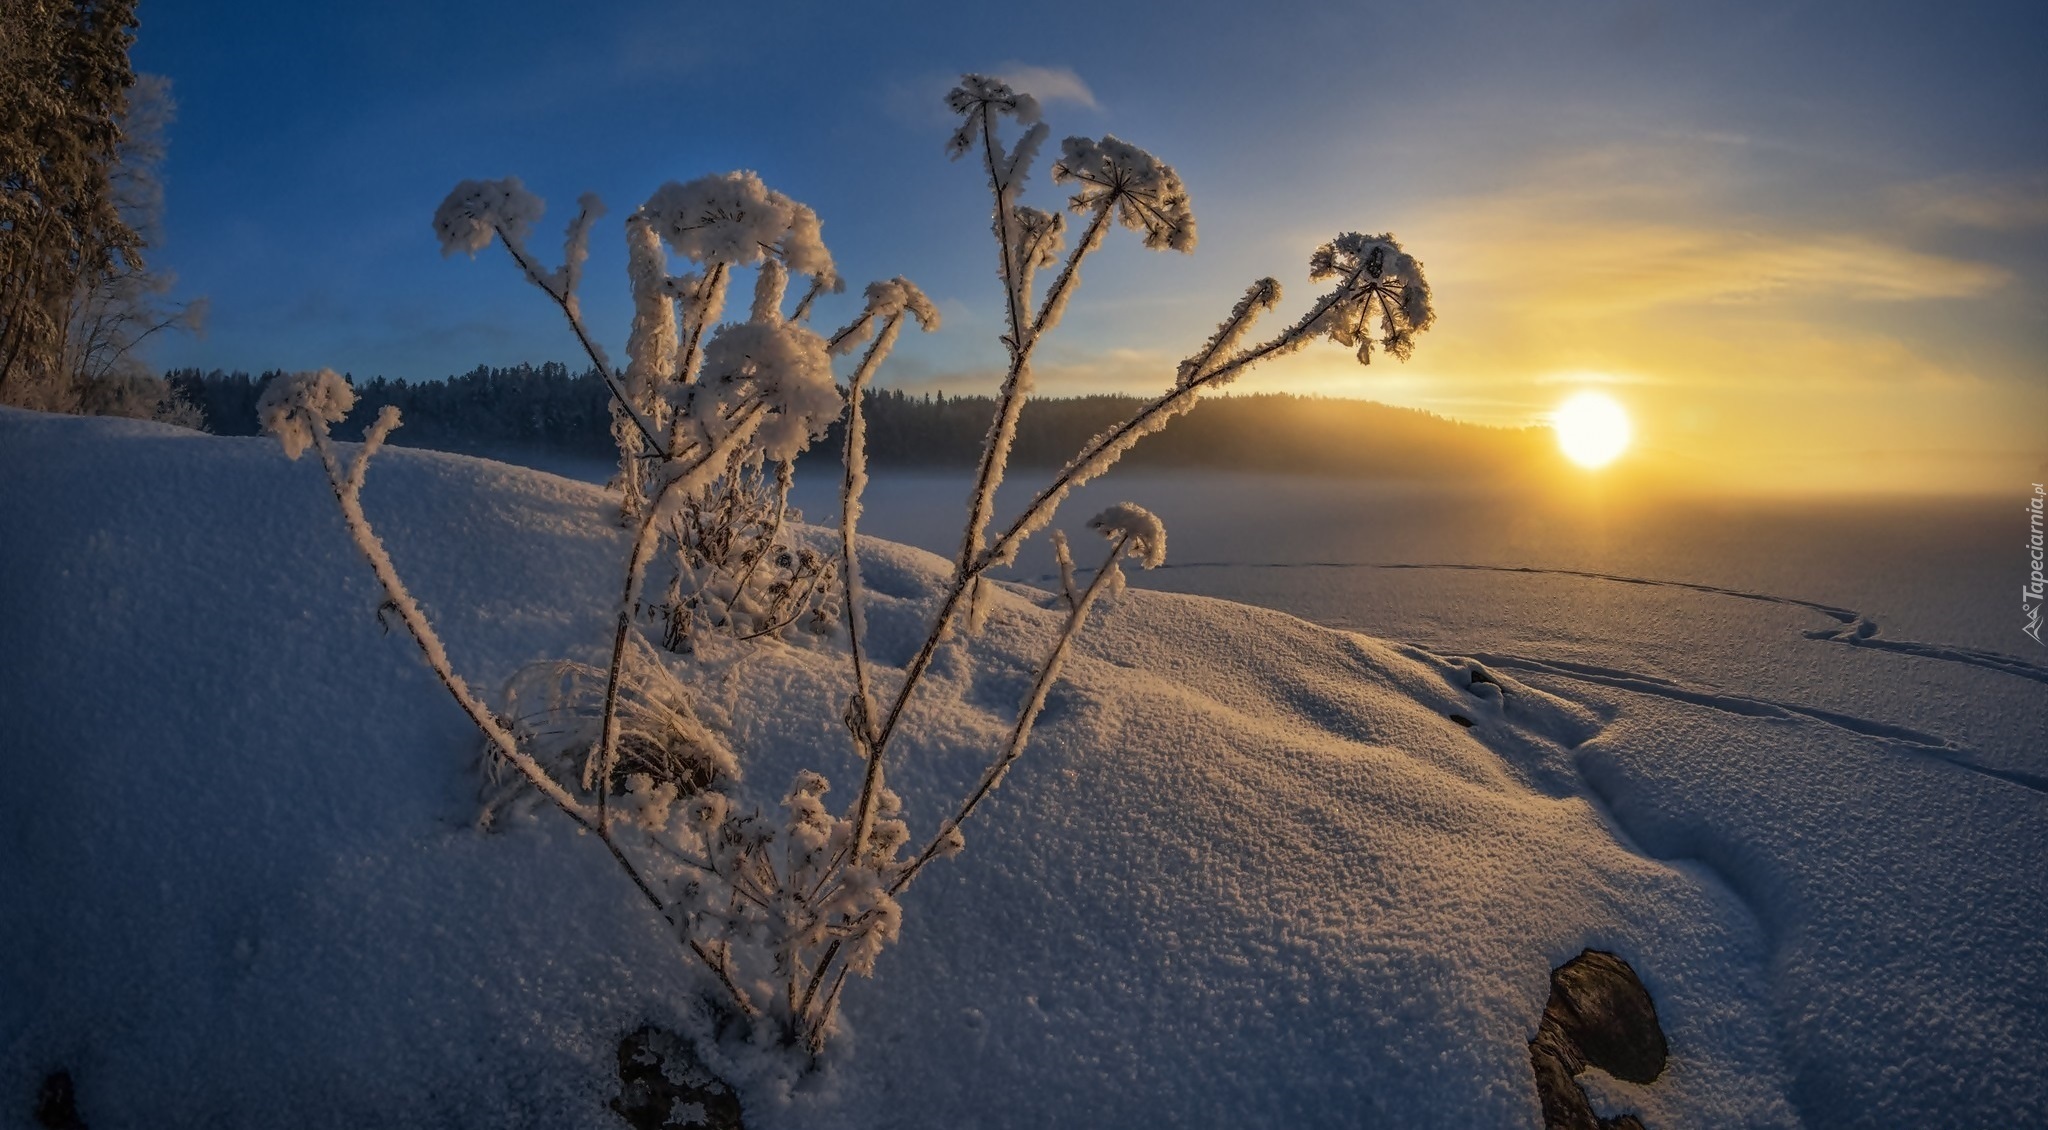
[3,409,2040,1128]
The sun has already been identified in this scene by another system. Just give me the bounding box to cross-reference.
[1552,391,1632,469]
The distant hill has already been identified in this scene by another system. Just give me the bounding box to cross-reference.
[838,390,1549,478]
[167,366,1548,479]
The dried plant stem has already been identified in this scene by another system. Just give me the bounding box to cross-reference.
[892,532,1129,896]
[495,228,668,459]
[854,269,1368,881]
[728,459,794,602]
[796,534,1128,1043]
[595,402,767,834]
[954,104,1036,578]
[955,198,1113,582]
[296,412,770,1021]
[790,274,829,323]
[692,938,759,1019]
[1028,201,1111,341]
[680,262,730,381]
[839,312,907,856]
[306,425,590,822]
[984,103,1028,376]
[978,262,1367,573]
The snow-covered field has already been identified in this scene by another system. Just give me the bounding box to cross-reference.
[4,411,2043,1127]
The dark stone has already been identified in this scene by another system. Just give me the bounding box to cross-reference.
[34,1071,86,1130]
[1468,664,1510,695]
[610,1025,745,1130]
[1528,950,1667,1130]
[1449,713,1476,727]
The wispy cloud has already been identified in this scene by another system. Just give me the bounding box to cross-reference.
[1888,173,2048,230]
[1412,152,2011,315]
[880,63,1097,134]
[993,63,1098,110]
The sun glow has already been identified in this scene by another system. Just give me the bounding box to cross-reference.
[1553,391,1632,469]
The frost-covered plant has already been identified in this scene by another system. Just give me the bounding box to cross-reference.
[267,70,1432,1065]
[653,459,841,654]
[824,75,1436,872]
[487,637,738,824]
[766,75,1436,1048]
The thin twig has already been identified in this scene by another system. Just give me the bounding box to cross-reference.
[954,103,1037,579]
[978,263,1365,573]
[495,230,669,459]
[837,313,907,855]
[891,532,1130,896]
[304,426,593,826]
[595,402,768,833]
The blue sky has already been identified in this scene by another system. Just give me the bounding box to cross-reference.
[135,0,2046,490]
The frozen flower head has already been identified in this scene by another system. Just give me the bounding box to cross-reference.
[1087,502,1167,569]
[639,172,836,284]
[863,277,942,331]
[1052,136,1196,253]
[1011,205,1067,269]
[697,320,840,462]
[433,178,545,257]
[257,369,355,460]
[831,277,943,355]
[781,203,839,290]
[685,790,729,830]
[1307,232,1435,363]
[945,73,1042,158]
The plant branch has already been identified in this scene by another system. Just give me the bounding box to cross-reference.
[978,266,1363,573]
[495,229,669,460]
[302,424,594,827]
[595,401,768,834]
[1028,200,1112,341]
[837,312,906,857]
[891,532,1129,896]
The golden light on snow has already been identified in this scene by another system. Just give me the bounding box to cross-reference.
[1552,391,1632,469]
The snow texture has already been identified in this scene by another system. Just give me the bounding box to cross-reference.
[3,410,2042,1129]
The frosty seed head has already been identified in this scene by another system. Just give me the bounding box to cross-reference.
[780,204,838,289]
[861,277,942,331]
[433,177,545,257]
[945,74,1043,159]
[257,368,356,460]
[1010,206,1067,269]
[1306,232,1435,364]
[1087,502,1168,569]
[1052,136,1196,253]
[639,172,837,286]
[696,320,840,462]
[686,791,729,828]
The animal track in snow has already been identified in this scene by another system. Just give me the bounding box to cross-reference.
[1120,560,2048,687]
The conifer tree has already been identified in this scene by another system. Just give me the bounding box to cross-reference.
[0,0,144,410]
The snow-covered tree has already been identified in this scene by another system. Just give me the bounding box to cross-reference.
[0,1,201,423]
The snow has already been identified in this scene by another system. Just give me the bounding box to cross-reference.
[3,409,2043,1127]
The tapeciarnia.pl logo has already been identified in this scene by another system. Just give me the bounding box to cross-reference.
[2026,483,2045,646]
